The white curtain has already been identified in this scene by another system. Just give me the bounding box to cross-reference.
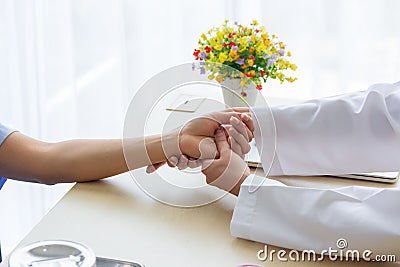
[0,0,399,257]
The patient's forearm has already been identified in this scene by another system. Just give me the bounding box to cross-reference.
[43,134,178,183]
[49,139,129,183]
[0,132,174,184]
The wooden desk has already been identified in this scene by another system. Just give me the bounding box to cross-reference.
[1,169,398,267]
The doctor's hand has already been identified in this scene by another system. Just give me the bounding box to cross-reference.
[146,108,253,173]
[201,128,250,196]
[177,108,253,158]
[164,114,252,170]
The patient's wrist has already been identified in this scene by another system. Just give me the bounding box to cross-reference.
[160,131,181,159]
[229,172,250,196]
[144,133,178,164]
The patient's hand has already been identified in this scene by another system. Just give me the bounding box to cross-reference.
[146,108,253,173]
[201,128,250,196]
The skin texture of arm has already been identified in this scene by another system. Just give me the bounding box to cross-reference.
[0,133,185,184]
[0,132,129,184]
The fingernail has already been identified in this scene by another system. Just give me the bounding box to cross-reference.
[169,156,178,165]
[231,116,240,124]
[146,166,155,173]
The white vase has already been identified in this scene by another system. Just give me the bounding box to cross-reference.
[221,78,258,107]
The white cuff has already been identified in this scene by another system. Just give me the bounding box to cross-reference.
[251,107,284,176]
[230,175,284,240]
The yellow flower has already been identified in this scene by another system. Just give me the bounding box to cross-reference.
[263,38,272,47]
[208,74,215,80]
[229,50,239,60]
[248,47,255,54]
[201,33,207,40]
[287,51,292,57]
[275,59,290,69]
[256,43,266,53]
[290,63,297,71]
[252,20,259,26]
[210,38,218,46]
[219,52,228,63]
[261,33,269,40]
[239,37,247,45]
[214,44,222,51]
[238,45,247,53]
[240,79,247,87]
[216,31,224,40]
[286,77,297,83]
[276,72,284,82]
[247,59,254,66]
[227,26,234,33]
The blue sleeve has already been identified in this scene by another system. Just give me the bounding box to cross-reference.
[0,123,14,145]
[0,178,5,190]
[0,123,16,190]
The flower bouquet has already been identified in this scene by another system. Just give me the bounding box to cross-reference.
[193,20,297,106]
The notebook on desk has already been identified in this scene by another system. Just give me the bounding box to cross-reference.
[245,141,400,184]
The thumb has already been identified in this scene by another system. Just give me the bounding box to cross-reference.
[200,159,214,172]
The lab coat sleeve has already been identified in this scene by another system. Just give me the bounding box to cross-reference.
[231,174,400,257]
[252,81,400,176]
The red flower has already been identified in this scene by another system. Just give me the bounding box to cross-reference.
[250,55,255,60]
[228,32,236,38]
[260,70,265,76]
[223,42,228,47]
[241,91,247,97]
[256,84,263,90]
[245,71,256,78]
[205,46,211,53]
[193,49,200,60]
[255,29,260,33]
[229,41,237,47]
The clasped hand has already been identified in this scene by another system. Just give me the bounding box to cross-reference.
[147,108,252,196]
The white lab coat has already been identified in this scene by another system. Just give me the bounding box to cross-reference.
[231,81,400,259]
